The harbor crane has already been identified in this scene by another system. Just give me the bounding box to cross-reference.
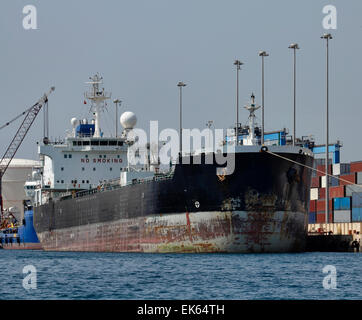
[0,87,55,219]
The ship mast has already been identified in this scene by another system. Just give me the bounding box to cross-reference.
[84,74,111,138]
[244,93,261,146]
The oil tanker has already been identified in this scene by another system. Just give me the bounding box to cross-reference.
[32,74,314,253]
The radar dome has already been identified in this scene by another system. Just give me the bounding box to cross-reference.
[71,117,77,127]
[120,112,137,129]
[32,170,39,179]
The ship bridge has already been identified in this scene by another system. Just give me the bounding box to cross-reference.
[38,74,132,192]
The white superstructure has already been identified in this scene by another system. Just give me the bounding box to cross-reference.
[38,75,132,193]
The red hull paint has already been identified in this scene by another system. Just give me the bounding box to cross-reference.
[0,243,42,250]
[37,211,307,253]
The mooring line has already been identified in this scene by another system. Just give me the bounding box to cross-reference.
[265,149,362,189]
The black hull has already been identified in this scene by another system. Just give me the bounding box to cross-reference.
[34,150,313,252]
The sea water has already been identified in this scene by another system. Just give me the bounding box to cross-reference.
[0,250,361,300]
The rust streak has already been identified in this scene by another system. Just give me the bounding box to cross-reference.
[186,212,192,242]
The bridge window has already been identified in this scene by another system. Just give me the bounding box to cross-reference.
[91,140,99,146]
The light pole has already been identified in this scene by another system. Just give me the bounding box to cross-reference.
[234,60,243,142]
[113,99,122,138]
[259,51,269,145]
[206,120,214,150]
[177,81,186,155]
[288,43,299,146]
[321,33,332,224]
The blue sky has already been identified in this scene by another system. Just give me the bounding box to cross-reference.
[0,0,360,162]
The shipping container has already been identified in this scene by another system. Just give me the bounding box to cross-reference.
[357,172,362,185]
[320,176,326,188]
[316,199,333,212]
[333,197,351,211]
[332,163,340,176]
[316,212,333,223]
[329,185,345,198]
[317,164,332,177]
[351,161,362,173]
[311,176,320,188]
[308,212,316,224]
[310,188,318,200]
[318,188,325,199]
[310,200,317,212]
[320,175,339,188]
[314,158,329,166]
[333,210,351,223]
[339,173,356,186]
[352,192,362,208]
[352,208,362,222]
[331,176,339,187]
[345,184,362,196]
[340,163,351,175]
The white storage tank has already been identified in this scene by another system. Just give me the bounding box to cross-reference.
[2,158,41,220]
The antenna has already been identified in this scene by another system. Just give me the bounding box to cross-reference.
[84,74,111,138]
[113,99,122,138]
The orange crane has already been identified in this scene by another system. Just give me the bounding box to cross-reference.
[0,87,55,217]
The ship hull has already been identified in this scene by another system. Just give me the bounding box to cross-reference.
[0,210,42,250]
[36,210,307,253]
[34,148,313,253]
[0,243,42,250]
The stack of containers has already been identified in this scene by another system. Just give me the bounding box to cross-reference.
[309,189,318,223]
[315,199,333,223]
[352,192,362,222]
[345,161,362,196]
[350,161,362,222]
[315,159,333,223]
[308,159,362,224]
[333,197,351,222]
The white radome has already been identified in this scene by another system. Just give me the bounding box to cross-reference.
[120,111,137,129]
[70,117,77,127]
[32,170,38,179]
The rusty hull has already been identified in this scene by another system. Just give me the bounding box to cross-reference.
[37,209,307,253]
